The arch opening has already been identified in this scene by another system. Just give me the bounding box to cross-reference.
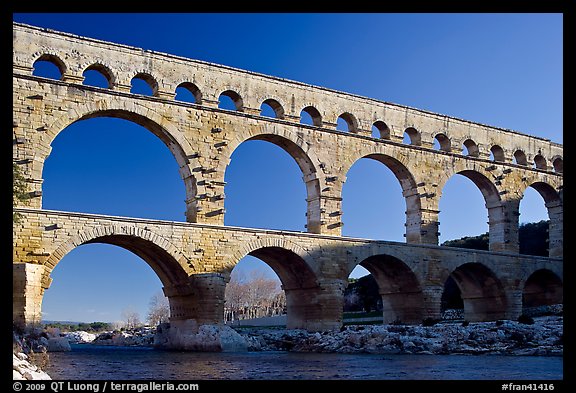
[175,82,202,104]
[372,121,391,139]
[490,145,505,162]
[533,154,547,170]
[260,99,285,119]
[439,172,491,246]
[42,115,190,222]
[347,255,423,324]
[83,64,113,89]
[337,112,359,133]
[130,73,158,96]
[42,235,191,327]
[226,247,318,329]
[440,276,464,320]
[218,90,243,112]
[224,137,315,232]
[513,150,528,166]
[300,106,322,127]
[224,256,285,325]
[522,269,562,317]
[342,155,410,242]
[403,127,421,146]
[462,139,479,157]
[32,54,65,80]
[518,183,559,256]
[552,157,563,173]
[434,133,451,152]
[445,263,507,322]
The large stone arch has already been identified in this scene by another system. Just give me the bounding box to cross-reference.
[40,100,201,222]
[40,224,196,322]
[437,167,506,251]
[224,126,324,233]
[341,151,422,243]
[43,225,193,289]
[225,237,322,329]
[347,253,423,324]
[441,262,507,322]
[521,181,563,257]
[226,236,320,286]
[521,268,563,313]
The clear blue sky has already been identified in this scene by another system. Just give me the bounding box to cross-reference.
[12,13,562,324]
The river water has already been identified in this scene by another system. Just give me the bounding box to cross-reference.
[45,345,562,380]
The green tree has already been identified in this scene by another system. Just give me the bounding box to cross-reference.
[13,163,30,222]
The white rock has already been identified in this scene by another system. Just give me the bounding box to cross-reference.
[65,331,97,344]
[13,351,52,380]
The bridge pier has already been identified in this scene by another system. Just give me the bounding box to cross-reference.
[503,288,523,320]
[421,285,444,321]
[156,273,248,351]
[13,263,49,329]
[461,294,507,322]
[285,278,346,331]
[380,291,424,324]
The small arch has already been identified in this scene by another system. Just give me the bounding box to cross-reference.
[446,262,507,322]
[434,133,451,152]
[490,145,505,162]
[533,154,547,170]
[372,121,391,139]
[83,64,114,89]
[260,98,285,119]
[300,106,322,127]
[523,269,563,312]
[218,90,244,112]
[131,73,159,96]
[513,150,528,166]
[32,54,66,80]
[462,139,479,157]
[357,254,423,324]
[403,127,421,146]
[175,82,202,104]
[552,156,563,173]
[337,112,359,133]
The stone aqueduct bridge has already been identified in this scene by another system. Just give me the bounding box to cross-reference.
[13,23,563,333]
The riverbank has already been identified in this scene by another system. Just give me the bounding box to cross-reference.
[13,332,52,380]
[239,315,563,356]
[14,315,563,379]
[68,315,563,356]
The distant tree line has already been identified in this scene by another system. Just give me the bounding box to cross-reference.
[43,321,113,333]
[441,220,549,256]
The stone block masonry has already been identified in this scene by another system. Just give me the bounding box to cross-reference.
[13,23,563,346]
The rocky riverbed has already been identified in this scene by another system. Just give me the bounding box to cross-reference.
[13,315,563,379]
[240,316,563,356]
[63,315,563,356]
